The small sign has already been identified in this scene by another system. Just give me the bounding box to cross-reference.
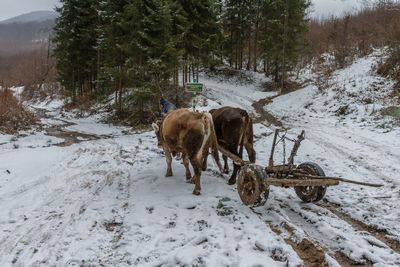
[187,83,203,94]
[187,83,204,111]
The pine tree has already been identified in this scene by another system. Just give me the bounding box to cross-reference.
[178,0,221,82]
[260,0,310,87]
[53,0,78,96]
[223,0,253,69]
[97,0,130,110]
[53,0,100,98]
[122,0,176,86]
[116,0,180,120]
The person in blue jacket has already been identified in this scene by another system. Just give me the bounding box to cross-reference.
[159,97,177,116]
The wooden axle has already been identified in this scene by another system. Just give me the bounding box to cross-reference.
[265,178,340,187]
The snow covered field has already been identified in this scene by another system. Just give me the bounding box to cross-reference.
[1,53,399,266]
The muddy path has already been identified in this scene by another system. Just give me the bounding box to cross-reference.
[34,107,111,147]
[254,191,400,265]
[45,125,102,147]
[252,96,283,127]
[269,222,329,267]
[259,206,376,266]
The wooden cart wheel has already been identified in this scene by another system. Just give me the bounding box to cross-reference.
[237,164,269,206]
[294,162,327,203]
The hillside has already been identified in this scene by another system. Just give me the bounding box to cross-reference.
[0,11,58,24]
[0,11,56,55]
[0,50,399,266]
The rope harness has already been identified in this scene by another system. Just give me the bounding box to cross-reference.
[274,131,297,165]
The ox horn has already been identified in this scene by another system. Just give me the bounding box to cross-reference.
[152,122,159,131]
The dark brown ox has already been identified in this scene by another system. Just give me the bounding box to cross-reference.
[152,108,222,195]
[209,107,256,185]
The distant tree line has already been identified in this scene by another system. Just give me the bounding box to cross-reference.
[53,0,310,120]
[307,0,400,96]
[308,1,400,69]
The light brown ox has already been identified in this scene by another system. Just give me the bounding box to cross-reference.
[152,109,223,195]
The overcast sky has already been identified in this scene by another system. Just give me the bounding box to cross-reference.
[0,0,365,21]
[0,0,60,21]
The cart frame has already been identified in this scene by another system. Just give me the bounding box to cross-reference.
[217,129,383,206]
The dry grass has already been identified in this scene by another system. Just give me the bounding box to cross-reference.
[0,88,37,134]
[0,44,57,101]
[377,48,400,81]
[308,3,400,67]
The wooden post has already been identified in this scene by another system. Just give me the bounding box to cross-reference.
[269,129,279,168]
[288,130,305,166]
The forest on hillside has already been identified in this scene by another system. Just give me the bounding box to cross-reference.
[1,0,399,126]
[52,0,311,119]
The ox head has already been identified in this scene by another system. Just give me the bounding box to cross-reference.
[151,120,163,148]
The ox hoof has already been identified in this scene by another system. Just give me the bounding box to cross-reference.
[165,171,173,177]
[192,190,201,195]
[228,178,236,185]
[224,169,229,174]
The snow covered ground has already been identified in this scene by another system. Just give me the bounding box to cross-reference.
[1,53,399,266]
[264,52,400,265]
[199,68,277,117]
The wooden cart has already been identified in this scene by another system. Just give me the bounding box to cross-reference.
[218,129,383,206]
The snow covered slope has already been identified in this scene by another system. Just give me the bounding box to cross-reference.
[264,51,400,264]
[269,50,398,128]
[1,54,399,266]
[199,68,276,117]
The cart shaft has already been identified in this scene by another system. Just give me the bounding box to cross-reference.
[265,178,340,187]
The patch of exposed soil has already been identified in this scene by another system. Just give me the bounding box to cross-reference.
[35,107,107,147]
[262,80,303,93]
[270,221,377,267]
[45,125,101,147]
[252,96,283,126]
[103,221,123,232]
[270,224,328,267]
[287,239,328,267]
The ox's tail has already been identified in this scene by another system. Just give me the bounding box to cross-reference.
[238,110,250,160]
[203,112,223,175]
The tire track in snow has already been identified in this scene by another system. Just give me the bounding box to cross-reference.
[247,115,400,265]
[253,197,400,266]
[304,125,400,185]
[318,201,400,254]
[307,131,394,185]
[301,128,400,239]
[257,106,400,236]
